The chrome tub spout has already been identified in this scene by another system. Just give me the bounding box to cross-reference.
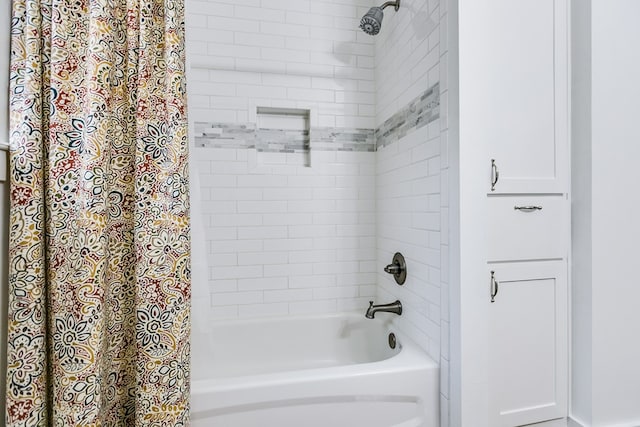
[365,300,402,319]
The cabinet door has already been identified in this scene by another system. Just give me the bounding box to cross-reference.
[488,261,567,427]
[482,0,568,194]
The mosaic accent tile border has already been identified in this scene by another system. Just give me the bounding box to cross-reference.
[312,127,375,152]
[375,83,440,150]
[194,123,375,152]
[256,129,309,153]
[194,122,257,149]
[193,83,439,152]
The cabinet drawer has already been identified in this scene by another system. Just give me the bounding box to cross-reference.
[487,196,566,262]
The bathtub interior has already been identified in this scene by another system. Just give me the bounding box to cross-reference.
[191,313,399,380]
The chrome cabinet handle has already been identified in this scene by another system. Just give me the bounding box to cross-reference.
[514,206,543,212]
[491,159,499,191]
[490,271,499,303]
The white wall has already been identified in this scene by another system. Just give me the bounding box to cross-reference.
[450,0,492,424]
[591,1,640,424]
[572,1,640,426]
[570,1,592,424]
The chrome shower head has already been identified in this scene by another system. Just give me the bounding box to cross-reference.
[360,1,400,36]
[360,7,384,35]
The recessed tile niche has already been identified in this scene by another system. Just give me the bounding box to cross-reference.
[256,107,311,167]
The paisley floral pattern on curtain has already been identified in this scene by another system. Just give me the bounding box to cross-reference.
[7,0,190,425]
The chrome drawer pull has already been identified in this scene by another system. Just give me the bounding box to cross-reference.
[514,206,543,212]
[491,159,499,191]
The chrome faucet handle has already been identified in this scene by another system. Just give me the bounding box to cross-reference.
[384,252,407,285]
[384,263,401,274]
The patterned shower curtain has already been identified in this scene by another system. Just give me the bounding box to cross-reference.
[6,0,191,425]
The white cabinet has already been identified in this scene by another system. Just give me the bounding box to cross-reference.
[457,1,571,425]
[479,1,569,425]
[483,1,569,425]
[488,261,568,427]
[481,0,569,194]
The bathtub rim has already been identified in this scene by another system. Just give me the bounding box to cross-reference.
[192,310,396,330]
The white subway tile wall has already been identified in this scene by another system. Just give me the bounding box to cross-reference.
[186,0,378,129]
[375,0,441,125]
[186,0,380,319]
[376,122,441,356]
[374,1,449,426]
[193,146,377,319]
[439,4,451,425]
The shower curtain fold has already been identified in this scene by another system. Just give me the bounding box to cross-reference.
[6,0,191,425]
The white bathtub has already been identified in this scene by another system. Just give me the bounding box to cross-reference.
[190,312,439,427]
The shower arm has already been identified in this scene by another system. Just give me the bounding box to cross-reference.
[380,0,400,11]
